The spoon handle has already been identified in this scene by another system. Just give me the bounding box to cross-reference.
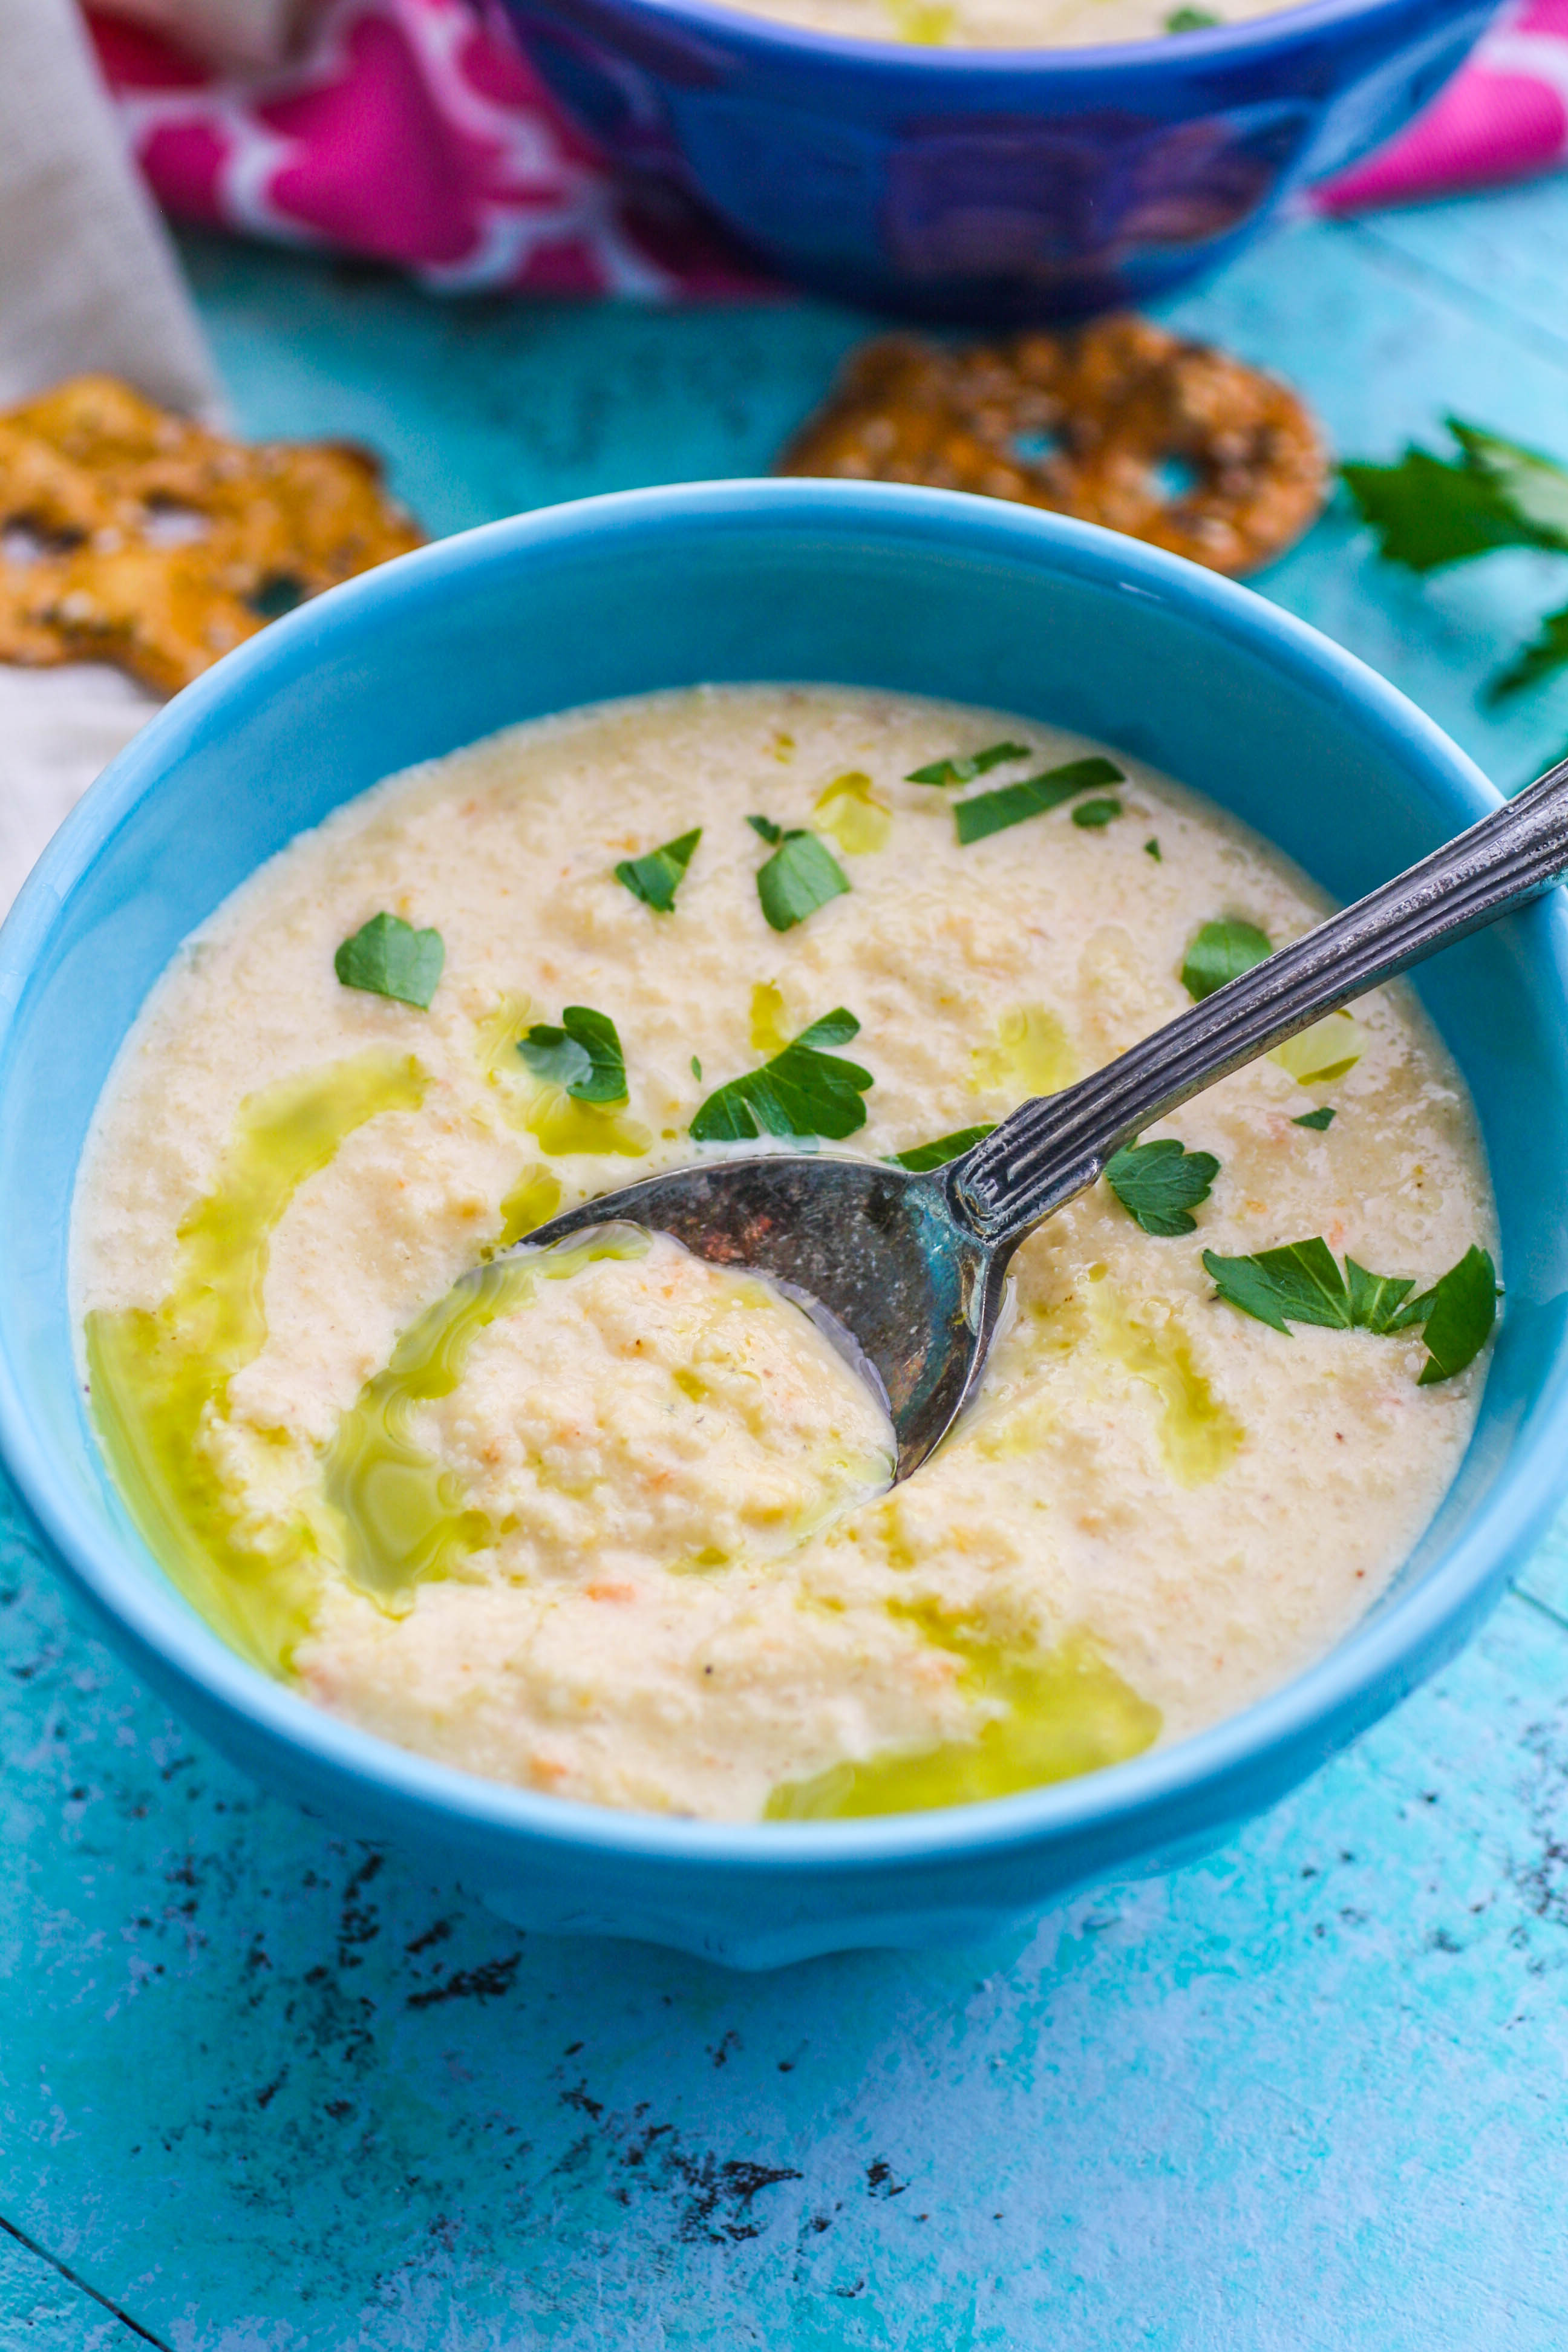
[952,754,1568,1250]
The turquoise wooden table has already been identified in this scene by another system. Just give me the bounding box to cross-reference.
[6,181,1568,2350]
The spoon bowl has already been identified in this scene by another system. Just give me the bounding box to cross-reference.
[525,1155,1002,1479]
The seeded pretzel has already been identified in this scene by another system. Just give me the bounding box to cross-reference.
[0,376,423,694]
[777,316,1329,578]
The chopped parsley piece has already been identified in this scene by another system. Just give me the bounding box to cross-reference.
[690,1008,872,1143]
[954,756,1125,846]
[1204,1238,1397,1334]
[906,740,1031,788]
[1073,796,1123,829]
[1166,5,1220,25]
[1145,838,1162,860]
[753,826,851,932]
[747,814,784,844]
[1202,1237,1498,1383]
[1413,1246,1499,1384]
[518,1005,627,1103]
[890,1122,996,1173]
[1293,1105,1336,1131]
[1105,1138,1220,1236]
[614,826,701,913]
[333,912,444,1010]
[1180,918,1272,1001]
[690,1054,702,1081]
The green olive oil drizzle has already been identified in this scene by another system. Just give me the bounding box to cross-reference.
[85,1049,427,1673]
[320,1226,648,1607]
[765,1611,1160,1819]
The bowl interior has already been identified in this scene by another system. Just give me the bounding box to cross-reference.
[3,481,1567,1846]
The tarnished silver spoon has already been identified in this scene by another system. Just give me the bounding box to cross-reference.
[520,756,1568,1481]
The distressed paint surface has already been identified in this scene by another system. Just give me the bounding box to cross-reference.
[4,186,1568,2345]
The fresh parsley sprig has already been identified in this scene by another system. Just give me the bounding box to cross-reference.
[334,912,444,1010]
[954,756,1125,846]
[690,1008,873,1143]
[615,828,701,913]
[906,741,1031,788]
[1343,419,1568,750]
[1202,1236,1497,1384]
[747,817,851,932]
[1106,1139,1220,1236]
[518,1005,627,1103]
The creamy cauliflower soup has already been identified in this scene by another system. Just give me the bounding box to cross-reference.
[716,0,1298,53]
[73,686,1496,1821]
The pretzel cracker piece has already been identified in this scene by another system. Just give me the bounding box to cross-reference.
[0,375,424,693]
[777,316,1329,578]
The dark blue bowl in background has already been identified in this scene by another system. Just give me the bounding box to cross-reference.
[503,0,1501,319]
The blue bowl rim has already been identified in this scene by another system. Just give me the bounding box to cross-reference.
[2,474,1566,1875]
[517,0,1461,79]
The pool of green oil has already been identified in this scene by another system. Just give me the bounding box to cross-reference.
[766,1612,1158,1820]
[85,1050,635,1675]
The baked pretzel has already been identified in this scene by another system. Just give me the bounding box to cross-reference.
[0,376,423,693]
[777,316,1329,578]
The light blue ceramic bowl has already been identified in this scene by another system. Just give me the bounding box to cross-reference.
[2,481,1566,1970]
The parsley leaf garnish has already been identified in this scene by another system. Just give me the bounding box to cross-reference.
[954,756,1125,846]
[751,825,851,932]
[1180,918,1272,1001]
[1293,1106,1336,1131]
[690,1008,872,1143]
[889,1122,996,1173]
[1202,1237,1497,1382]
[518,1005,627,1103]
[906,740,1031,788]
[1105,1138,1220,1236]
[1485,603,1568,704]
[1413,1244,1500,1385]
[1204,1238,1376,1334]
[1452,420,1568,546]
[1145,838,1162,860]
[334,912,444,1010]
[1166,5,1220,25]
[1073,797,1123,829]
[615,827,701,913]
[1344,419,1568,744]
[1342,419,1568,574]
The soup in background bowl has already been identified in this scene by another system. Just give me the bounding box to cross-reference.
[1,480,1565,1967]
[503,0,1504,319]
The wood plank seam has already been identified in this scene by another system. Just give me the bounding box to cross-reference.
[0,2213,171,2350]
[1339,218,1568,376]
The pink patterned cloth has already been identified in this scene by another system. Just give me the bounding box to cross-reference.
[1316,0,1568,213]
[87,0,1568,302]
[89,0,773,296]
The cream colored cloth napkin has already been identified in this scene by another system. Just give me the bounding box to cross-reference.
[0,0,219,412]
[0,0,218,914]
[0,666,157,918]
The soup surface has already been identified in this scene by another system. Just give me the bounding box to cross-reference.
[74,685,1495,1821]
[710,0,1297,52]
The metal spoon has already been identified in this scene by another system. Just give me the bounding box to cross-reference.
[519,755,1568,1481]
